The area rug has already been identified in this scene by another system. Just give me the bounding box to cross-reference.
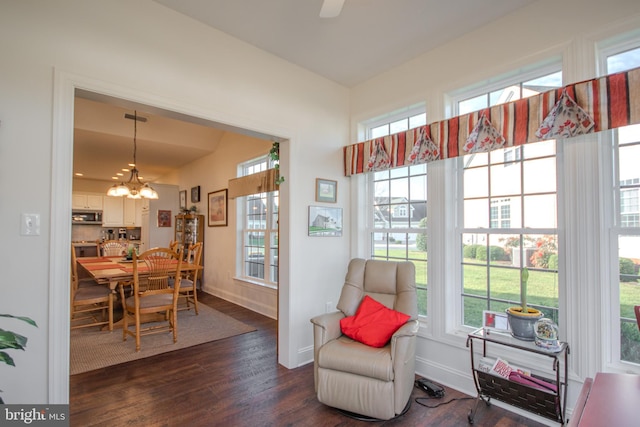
[70,304,256,375]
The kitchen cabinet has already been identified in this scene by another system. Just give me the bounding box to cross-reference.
[123,198,142,226]
[103,197,142,226]
[72,193,103,210]
[102,196,124,226]
[140,210,150,253]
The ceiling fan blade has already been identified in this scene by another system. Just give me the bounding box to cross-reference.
[319,0,345,18]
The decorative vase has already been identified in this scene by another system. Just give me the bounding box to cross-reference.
[506,307,544,341]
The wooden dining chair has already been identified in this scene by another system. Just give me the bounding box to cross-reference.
[175,242,203,314]
[119,247,183,351]
[100,240,128,257]
[70,246,113,331]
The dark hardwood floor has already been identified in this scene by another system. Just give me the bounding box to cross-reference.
[70,293,546,426]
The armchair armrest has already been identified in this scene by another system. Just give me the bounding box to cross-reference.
[390,319,419,408]
[390,319,419,363]
[391,319,419,340]
[310,311,345,392]
[310,311,345,346]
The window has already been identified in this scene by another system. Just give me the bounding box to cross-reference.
[457,71,563,115]
[365,108,429,316]
[238,156,279,287]
[603,44,640,365]
[457,67,562,329]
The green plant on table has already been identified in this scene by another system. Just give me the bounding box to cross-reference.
[0,314,37,404]
[520,266,529,313]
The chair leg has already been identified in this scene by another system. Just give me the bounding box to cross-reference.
[191,288,199,315]
[172,309,178,343]
[107,294,113,332]
[122,307,128,342]
[134,310,141,352]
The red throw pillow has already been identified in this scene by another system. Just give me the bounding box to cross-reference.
[340,295,410,348]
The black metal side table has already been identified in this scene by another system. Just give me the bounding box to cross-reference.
[466,328,569,425]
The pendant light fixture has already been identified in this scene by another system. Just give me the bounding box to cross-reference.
[107,111,159,199]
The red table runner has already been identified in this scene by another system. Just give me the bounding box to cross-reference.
[81,263,125,271]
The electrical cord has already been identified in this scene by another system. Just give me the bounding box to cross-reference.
[414,379,475,408]
[414,395,475,409]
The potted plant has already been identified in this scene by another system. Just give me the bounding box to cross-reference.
[0,314,37,403]
[506,267,543,340]
[269,141,284,185]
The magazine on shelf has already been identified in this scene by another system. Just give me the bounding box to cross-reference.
[476,357,556,393]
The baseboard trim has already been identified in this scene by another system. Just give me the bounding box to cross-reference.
[202,287,277,319]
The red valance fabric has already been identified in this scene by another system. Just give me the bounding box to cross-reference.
[344,66,640,176]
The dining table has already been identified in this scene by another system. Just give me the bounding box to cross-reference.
[76,255,203,329]
[76,255,202,291]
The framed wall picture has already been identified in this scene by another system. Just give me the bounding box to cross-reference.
[482,310,510,332]
[315,178,337,203]
[191,185,201,203]
[308,206,342,237]
[157,210,172,227]
[208,189,228,227]
[179,190,187,210]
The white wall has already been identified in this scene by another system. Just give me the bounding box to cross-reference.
[349,0,640,423]
[146,184,180,249]
[0,0,349,404]
[175,132,278,318]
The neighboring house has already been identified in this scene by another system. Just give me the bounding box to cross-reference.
[374,197,426,225]
[374,197,426,243]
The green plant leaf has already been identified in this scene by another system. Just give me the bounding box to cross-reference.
[0,351,16,367]
[0,314,38,328]
[0,330,28,351]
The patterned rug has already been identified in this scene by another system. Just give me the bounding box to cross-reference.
[70,303,256,375]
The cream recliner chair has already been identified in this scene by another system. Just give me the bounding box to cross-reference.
[310,258,419,420]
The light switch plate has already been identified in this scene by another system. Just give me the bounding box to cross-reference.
[21,213,40,236]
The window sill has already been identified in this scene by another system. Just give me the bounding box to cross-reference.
[233,276,277,291]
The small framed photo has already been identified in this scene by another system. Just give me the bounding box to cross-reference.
[191,186,201,203]
[308,206,342,237]
[483,310,510,332]
[179,190,187,210]
[316,178,337,203]
[208,189,228,227]
[157,210,172,227]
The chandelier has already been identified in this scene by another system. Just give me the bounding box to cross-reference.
[106,111,159,199]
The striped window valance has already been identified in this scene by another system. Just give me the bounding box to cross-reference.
[344,66,640,176]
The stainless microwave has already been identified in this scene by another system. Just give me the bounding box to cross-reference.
[72,210,103,224]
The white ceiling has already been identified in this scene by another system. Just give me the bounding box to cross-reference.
[73,97,225,182]
[73,91,273,183]
[154,0,536,87]
[75,0,536,184]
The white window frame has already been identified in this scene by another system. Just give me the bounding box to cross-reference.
[450,59,563,335]
[449,57,562,110]
[363,103,429,316]
[598,31,640,370]
[236,155,279,289]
